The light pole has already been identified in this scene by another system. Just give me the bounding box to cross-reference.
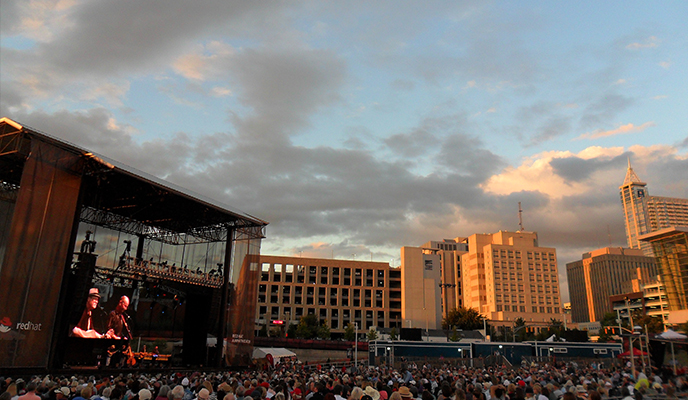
[354,322,358,370]
[625,298,636,379]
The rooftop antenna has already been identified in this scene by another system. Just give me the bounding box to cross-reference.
[607,225,612,247]
[518,202,525,231]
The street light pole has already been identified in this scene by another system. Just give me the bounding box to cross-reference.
[626,298,636,379]
[354,322,358,370]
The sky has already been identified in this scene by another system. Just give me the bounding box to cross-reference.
[2,1,688,302]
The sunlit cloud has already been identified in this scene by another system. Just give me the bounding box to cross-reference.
[173,41,236,81]
[210,86,232,97]
[481,146,625,198]
[626,36,659,50]
[576,121,655,140]
[659,60,671,69]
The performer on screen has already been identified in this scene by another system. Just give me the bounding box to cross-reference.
[106,295,132,340]
[72,288,110,338]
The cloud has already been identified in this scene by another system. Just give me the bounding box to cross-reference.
[659,60,671,69]
[482,146,626,198]
[576,121,655,140]
[210,87,232,97]
[652,95,667,100]
[626,36,659,50]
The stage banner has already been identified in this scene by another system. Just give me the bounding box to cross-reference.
[225,231,262,367]
[0,140,83,367]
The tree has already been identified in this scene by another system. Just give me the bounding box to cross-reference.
[631,309,664,334]
[344,323,356,341]
[514,317,529,342]
[389,327,398,341]
[535,319,565,341]
[448,328,463,342]
[598,312,620,342]
[286,323,297,338]
[442,306,483,332]
[367,328,378,341]
[296,314,320,339]
[317,320,331,339]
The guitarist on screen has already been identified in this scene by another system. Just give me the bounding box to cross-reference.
[71,288,110,338]
[107,296,132,339]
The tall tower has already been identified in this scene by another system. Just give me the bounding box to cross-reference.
[619,159,654,256]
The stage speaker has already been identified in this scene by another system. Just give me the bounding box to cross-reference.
[182,291,212,366]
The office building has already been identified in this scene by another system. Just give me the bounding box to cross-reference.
[611,276,669,328]
[461,231,564,323]
[400,238,468,330]
[256,255,401,335]
[639,227,688,312]
[401,231,566,329]
[566,247,657,323]
[620,160,688,257]
[259,230,565,337]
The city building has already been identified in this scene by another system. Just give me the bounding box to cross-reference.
[610,275,669,328]
[400,238,468,330]
[639,227,688,313]
[620,160,688,257]
[259,230,566,338]
[566,247,657,323]
[461,231,564,324]
[256,255,402,336]
[401,231,565,330]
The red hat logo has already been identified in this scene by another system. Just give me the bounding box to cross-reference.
[0,316,11,333]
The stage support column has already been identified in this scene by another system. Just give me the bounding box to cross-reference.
[215,226,234,367]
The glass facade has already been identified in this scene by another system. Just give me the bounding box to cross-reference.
[643,229,688,311]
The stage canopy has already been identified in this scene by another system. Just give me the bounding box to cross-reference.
[0,117,268,369]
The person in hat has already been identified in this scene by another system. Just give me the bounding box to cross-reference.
[55,387,70,400]
[72,288,109,338]
[397,388,412,400]
[363,388,379,400]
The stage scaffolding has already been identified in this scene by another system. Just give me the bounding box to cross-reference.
[0,117,268,370]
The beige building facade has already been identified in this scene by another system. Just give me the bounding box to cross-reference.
[256,255,402,335]
[462,231,564,323]
[566,247,657,323]
[258,231,566,336]
[400,231,565,330]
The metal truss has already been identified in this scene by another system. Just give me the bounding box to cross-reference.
[80,206,265,244]
[234,223,267,240]
[115,256,224,288]
[80,206,227,244]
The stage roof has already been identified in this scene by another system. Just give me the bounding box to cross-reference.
[0,117,267,243]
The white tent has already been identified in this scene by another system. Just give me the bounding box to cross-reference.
[657,329,687,375]
[252,347,296,362]
[658,329,687,340]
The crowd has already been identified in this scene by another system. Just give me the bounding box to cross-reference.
[2,360,687,400]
